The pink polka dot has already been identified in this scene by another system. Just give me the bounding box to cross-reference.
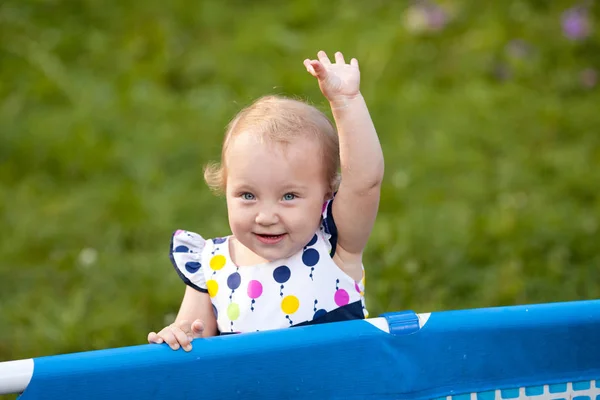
[175,230,184,236]
[355,283,361,293]
[247,280,263,299]
[334,289,349,307]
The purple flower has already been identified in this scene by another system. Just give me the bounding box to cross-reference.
[404,1,449,34]
[561,7,592,40]
[425,4,448,32]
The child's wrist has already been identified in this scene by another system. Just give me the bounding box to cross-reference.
[328,93,362,110]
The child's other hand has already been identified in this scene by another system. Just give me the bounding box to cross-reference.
[147,319,205,352]
[304,50,360,104]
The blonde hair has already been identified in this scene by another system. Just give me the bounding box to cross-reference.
[204,95,340,194]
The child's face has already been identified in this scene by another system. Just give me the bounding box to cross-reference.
[225,132,330,263]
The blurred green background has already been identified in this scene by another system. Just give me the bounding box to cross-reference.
[1,0,599,385]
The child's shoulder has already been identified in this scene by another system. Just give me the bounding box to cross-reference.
[169,230,231,292]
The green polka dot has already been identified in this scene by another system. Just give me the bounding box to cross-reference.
[227,303,240,321]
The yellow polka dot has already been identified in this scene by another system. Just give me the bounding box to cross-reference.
[206,279,219,298]
[227,303,240,321]
[281,295,299,315]
[210,255,226,271]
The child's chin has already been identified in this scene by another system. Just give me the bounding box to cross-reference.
[254,246,296,263]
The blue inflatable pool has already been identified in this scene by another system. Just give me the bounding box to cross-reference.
[1,300,598,399]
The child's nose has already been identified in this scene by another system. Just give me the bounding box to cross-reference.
[255,209,279,225]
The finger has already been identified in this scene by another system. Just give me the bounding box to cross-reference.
[176,320,193,337]
[305,60,326,79]
[176,320,198,345]
[317,50,331,65]
[172,326,192,351]
[304,59,317,76]
[334,51,345,64]
[309,60,327,79]
[147,332,163,344]
[350,58,359,68]
[191,319,205,338]
[160,329,181,351]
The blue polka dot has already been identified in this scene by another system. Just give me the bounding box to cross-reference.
[174,245,190,253]
[306,234,317,247]
[213,237,227,244]
[212,304,218,319]
[227,272,241,290]
[185,261,201,273]
[273,265,291,283]
[313,309,327,319]
[302,249,320,267]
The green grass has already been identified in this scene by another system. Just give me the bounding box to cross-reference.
[0,3,599,396]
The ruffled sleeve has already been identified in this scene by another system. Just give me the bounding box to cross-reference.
[320,195,338,257]
[169,230,208,293]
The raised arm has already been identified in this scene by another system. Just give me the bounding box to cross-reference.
[304,51,384,280]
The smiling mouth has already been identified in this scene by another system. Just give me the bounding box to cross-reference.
[254,233,286,244]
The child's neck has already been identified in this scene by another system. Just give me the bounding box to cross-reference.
[228,236,269,267]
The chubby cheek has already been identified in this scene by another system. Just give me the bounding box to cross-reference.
[226,202,251,236]
[288,207,322,240]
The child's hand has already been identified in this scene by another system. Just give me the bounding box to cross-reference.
[304,50,360,104]
[147,319,205,352]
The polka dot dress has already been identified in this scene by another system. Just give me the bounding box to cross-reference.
[170,199,367,333]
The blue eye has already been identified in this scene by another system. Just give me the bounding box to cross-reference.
[283,193,296,201]
[241,193,255,200]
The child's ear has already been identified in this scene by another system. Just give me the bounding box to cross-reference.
[324,175,339,201]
